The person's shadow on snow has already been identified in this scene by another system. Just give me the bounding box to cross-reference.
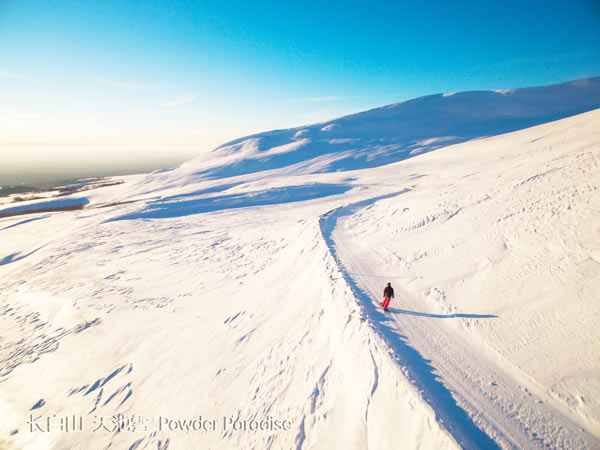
[385,307,498,319]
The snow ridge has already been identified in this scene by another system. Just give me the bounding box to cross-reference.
[177,76,600,181]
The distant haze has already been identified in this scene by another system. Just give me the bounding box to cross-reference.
[0,145,202,187]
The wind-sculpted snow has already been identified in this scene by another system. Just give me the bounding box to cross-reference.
[179,76,600,180]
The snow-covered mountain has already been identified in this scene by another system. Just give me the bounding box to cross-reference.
[177,76,600,180]
[0,78,599,449]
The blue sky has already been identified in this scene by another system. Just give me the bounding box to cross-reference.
[1,0,599,183]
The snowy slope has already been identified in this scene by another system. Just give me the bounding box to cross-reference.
[0,176,458,450]
[0,78,599,449]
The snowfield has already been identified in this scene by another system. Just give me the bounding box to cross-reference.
[1,78,599,449]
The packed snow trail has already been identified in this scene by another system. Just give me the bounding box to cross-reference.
[321,196,599,449]
[321,198,502,450]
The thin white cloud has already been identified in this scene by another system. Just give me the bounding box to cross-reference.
[94,77,181,90]
[0,70,19,78]
[286,96,358,103]
[161,93,197,108]
[96,78,151,89]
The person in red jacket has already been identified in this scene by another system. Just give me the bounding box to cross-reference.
[382,282,394,311]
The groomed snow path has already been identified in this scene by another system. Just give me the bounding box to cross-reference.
[321,110,600,449]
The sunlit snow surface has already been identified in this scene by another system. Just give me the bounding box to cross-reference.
[1,78,600,449]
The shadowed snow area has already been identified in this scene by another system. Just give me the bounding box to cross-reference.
[111,183,352,220]
[0,198,89,217]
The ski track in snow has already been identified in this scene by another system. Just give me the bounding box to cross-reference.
[321,197,500,450]
[321,196,598,449]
